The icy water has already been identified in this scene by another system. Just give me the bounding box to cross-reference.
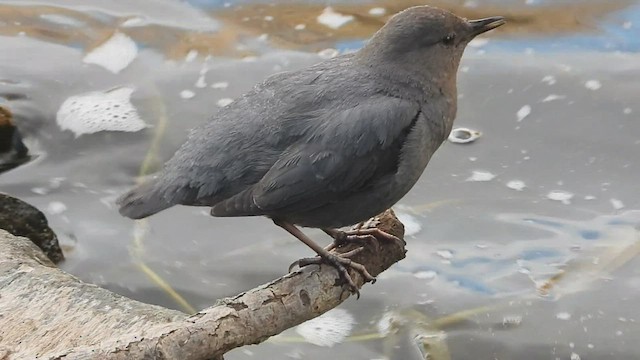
[1,0,639,359]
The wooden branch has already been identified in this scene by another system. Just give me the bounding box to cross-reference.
[0,210,406,360]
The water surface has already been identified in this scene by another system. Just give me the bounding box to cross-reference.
[0,1,639,359]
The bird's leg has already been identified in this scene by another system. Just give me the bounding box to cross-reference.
[323,227,404,253]
[273,219,375,298]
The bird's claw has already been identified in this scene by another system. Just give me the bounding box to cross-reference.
[326,233,379,253]
[288,247,376,298]
[327,228,403,253]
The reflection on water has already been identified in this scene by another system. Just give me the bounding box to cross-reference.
[0,0,639,359]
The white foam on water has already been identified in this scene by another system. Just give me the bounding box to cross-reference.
[121,16,145,27]
[180,90,195,99]
[318,48,339,59]
[317,7,354,29]
[296,308,355,347]
[211,81,229,89]
[40,14,85,27]
[547,190,574,205]
[585,80,602,91]
[217,98,234,107]
[47,201,67,215]
[368,7,386,16]
[394,208,422,236]
[517,105,531,122]
[506,180,526,191]
[195,75,207,88]
[83,32,138,74]
[542,94,565,102]
[466,170,496,182]
[448,127,482,144]
[542,75,556,85]
[185,49,198,63]
[413,270,437,280]
[610,198,625,210]
[56,87,147,136]
[31,187,49,195]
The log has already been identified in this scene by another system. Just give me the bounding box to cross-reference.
[0,210,406,360]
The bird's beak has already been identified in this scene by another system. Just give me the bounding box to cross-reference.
[467,16,506,37]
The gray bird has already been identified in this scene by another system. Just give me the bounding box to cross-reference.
[117,6,505,296]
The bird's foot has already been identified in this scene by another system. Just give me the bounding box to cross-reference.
[324,227,404,253]
[289,247,375,299]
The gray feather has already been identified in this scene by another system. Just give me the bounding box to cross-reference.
[116,180,170,219]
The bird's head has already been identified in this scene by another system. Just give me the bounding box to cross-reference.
[358,6,505,87]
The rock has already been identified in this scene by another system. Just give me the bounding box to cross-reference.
[0,193,64,263]
[0,105,30,174]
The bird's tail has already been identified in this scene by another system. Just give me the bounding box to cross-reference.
[116,179,173,219]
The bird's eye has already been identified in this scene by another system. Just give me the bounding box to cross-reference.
[442,33,456,46]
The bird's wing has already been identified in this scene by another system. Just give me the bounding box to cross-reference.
[211,95,420,217]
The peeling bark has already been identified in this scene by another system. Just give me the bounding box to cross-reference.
[0,210,406,360]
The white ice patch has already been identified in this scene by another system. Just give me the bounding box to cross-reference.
[296,308,355,347]
[318,48,339,59]
[541,75,556,85]
[31,187,49,195]
[121,17,145,27]
[185,49,198,63]
[610,198,625,210]
[542,94,565,102]
[394,208,422,236]
[317,7,354,29]
[217,98,234,107]
[40,14,85,27]
[517,105,531,122]
[376,311,396,336]
[56,87,146,137]
[547,190,574,205]
[413,270,437,280]
[556,312,572,320]
[46,201,67,215]
[585,80,602,91]
[180,90,195,99]
[466,170,496,182]
[195,75,207,88]
[506,180,526,191]
[368,7,387,16]
[211,81,229,89]
[83,32,138,74]
[294,23,306,30]
[449,127,481,144]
